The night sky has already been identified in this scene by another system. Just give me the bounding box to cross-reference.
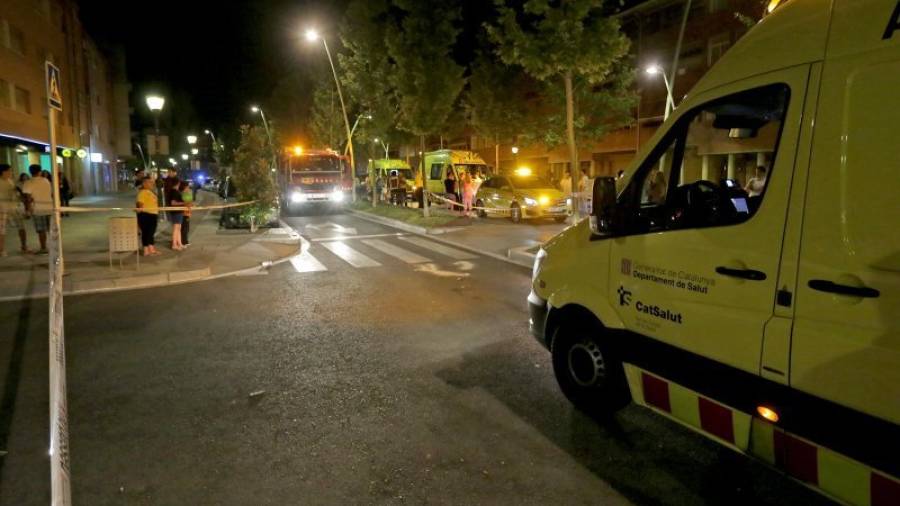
[77,0,348,136]
[75,0,644,149]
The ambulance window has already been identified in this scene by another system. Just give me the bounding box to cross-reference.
[430,163,443,180]
[627,83,789,233]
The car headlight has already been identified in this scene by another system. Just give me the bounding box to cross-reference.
[532,247,547,281]
[523,197,538,207]
[331,190,345,202]
[538,195,550,206]
[566,198,573,207]
[290,191,305,203]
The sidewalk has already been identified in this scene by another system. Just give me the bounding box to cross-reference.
[0,190,300,301]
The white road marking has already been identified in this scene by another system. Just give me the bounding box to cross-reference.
[290,251,328,273]
[397,236,478,260]
[312,232,407,242]
[361,239,431,264]
[320,241,381,268]
[453,261,476,271]
[414,263,471,278]
[305,222,358,235]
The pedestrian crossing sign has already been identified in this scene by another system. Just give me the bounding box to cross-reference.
[45,61,62,111]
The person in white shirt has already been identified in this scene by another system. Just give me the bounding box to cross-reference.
[578,169,590,193]
[21,164,53,254]
[0,164,29,256]
[559,170,573,195]
[744,166,768,197]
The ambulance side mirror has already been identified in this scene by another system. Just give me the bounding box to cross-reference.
[590,176,618,235]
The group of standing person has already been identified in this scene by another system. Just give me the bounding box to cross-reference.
[0,163,70,256]
[443,169,484,218]
[134,168,193,257]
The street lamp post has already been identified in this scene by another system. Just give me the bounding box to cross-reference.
[306,28,357,202]
[146,94,165,200]
[251,106,278,180]
[187,135,198,173]
[374,137,389,160]
[645,65,674,120]
[345,114,372,157]
[204,129,218,147]
[511,146,519,176]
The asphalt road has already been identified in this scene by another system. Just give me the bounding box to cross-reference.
[0,210,831,505]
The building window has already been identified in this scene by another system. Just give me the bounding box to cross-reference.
[8,24,25,55]
[0,79,10,109]
[14,87,31,114]
[708,34,731,67]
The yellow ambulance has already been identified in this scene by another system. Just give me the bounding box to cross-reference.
[421,149,490,197]
[528,1,900,504]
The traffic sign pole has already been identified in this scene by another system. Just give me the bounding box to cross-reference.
[45,60,72,506]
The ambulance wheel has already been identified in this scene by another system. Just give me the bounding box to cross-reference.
[510,203,522,223]
[551,318,629,414]
[476,200,487,218]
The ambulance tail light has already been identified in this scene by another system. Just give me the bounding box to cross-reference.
[757,405,780,423]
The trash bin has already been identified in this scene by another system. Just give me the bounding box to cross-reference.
[108,216,140,269]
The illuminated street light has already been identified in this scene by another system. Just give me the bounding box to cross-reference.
[191,148,199,155]
[181,154,189,161]
[511,146,519,154]
[250,105,276,174]
[373,137,389,160]
[186,135,198,145]
[293,146,303,156]
[145,95,165,112]
[145,94,166,193]
[645,64,674,119]
[304,26,359,204]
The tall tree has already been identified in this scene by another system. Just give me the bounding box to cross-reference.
[232,125,278,230]
[308,79,344,150]
[339,0,398,148]
[267,70,318,146]
[487,0,632,213]
[386,0,466,216]
[464,52,540,172]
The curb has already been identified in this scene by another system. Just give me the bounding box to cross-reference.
[349,209,533,270]
[347,209,456,235]
[0,227,302,302]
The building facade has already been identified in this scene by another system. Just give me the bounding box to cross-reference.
[469,0,762,187]
[0,0,130,195]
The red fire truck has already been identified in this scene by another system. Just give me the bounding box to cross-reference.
[281,149,352,214]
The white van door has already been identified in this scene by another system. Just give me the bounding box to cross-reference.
[609,66,809,379]
[790,0,900,439]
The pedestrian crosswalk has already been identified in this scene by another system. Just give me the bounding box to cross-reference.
[290,235,480,274]
[397,236,478,260]
[320,241,382,268]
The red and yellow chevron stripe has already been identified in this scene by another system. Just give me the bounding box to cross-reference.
[623,365,900,506]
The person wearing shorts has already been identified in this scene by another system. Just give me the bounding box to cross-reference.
[0,164,27,256]
[21,165,53,254]
[165,177,185,251]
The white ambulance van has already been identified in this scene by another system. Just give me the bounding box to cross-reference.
[528,1,900,504]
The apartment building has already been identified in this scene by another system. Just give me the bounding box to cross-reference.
[0,0,131,194]
[470,0,760,185]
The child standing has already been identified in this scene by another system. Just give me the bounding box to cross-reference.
[178,181,193,247]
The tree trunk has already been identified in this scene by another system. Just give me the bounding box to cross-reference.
[564,71,579,220]
[420,134,430,218]
[494,135,499,177]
